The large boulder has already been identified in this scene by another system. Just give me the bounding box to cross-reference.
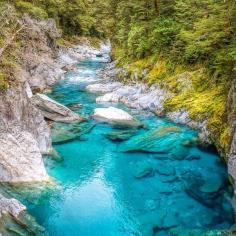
[0,131,49,183]
[52,122,95,144]
[118,126,191,159]
[183,172,226,207]
[93,107,142,127]
[31,93,84,123]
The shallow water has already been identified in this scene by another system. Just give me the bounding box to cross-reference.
[18,59,234,235]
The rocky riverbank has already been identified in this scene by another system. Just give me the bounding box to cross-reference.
[86,62,236,191]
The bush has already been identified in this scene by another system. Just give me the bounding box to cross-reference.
[15,1,48,19]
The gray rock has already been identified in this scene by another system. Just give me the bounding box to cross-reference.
[31,93,84,123]
[156,164,176,176]
[118,126,190,159]
[0,194,26,218]
[0,131,49,183]
[0,83,51,155]
[93,107,142,127]
[104,129,138,142]
[184,173,225,207]
[133,161,154,179]
[227,78,236,189]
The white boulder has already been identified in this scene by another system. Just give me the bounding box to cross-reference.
[93,107,142,127]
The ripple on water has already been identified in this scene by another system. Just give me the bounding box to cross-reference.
[11,58,234,236]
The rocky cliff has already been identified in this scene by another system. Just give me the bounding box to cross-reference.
[228,75,236,188]
[0,12,70,231]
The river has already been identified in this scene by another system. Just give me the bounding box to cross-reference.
[19,57,234,235]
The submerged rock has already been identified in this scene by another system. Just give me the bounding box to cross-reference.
[118,126,190,160]
[0,194,26,218]
[156,164,176,176]
[104,129,138,142]
[184,172,225,207]
[0,131,49,183]
[31,93,84,123]
[0,198,45,236]
[52,122,95,144]
[93,107,142,127]
[133,161,154,179]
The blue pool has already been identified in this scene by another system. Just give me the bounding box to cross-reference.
[17,59,234,235]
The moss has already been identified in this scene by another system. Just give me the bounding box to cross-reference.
[145,60,167,83]
[0,73,9,91]
[219,126,231,153]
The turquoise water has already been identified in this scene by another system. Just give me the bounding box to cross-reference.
[23,59,234,235]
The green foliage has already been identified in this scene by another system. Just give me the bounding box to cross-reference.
[151,19,180,48]
[97,0,236,85]
[0,73,9,91]
[15,1,48,19]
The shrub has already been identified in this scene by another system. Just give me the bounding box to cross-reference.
[15,1,48,19]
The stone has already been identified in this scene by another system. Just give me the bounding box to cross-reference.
[93,107,142,127]
[0,194,26,218]
[96,92,121,103]
[118,126,189,156]
[52,122,95,144]
[228,80,236,187]
[31,93,84,123]
[133,161,154,179]
[0,131,49,183]
[156,164,176,176]
[184,172,225,207]
[185,154,201,160]
[86,82,122,94]
[104,129,138,142]
[67,103,83,109]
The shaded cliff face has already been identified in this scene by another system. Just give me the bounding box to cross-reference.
[0,82,51,154]
[228,77,236,187]
[0,14,63,183]
[18,16,63,92]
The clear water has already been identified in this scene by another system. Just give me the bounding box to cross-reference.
[19,59,234,235]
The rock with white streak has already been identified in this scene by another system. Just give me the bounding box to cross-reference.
[31,93,84,123]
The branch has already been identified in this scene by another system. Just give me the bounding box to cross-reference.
[0,25,24,59]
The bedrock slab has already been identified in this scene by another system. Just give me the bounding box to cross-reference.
[0,131,49,183]
[31,93,84,123]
